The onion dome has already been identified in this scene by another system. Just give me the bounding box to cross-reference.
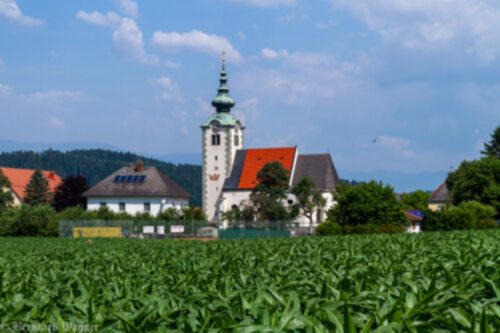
[211,54,235,113]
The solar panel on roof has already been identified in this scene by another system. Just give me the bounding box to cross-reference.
[113,174,146,184]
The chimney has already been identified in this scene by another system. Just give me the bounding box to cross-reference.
[135,160,144,172]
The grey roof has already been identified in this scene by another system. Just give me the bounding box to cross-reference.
[84,166,190,198]
[291,154,340,191]
[429,182,451,203]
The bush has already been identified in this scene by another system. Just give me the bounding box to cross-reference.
[377,224,405,234]
[2,205,58,237]
[475,219,498,229]
[421,201,497,231]
[316,222,341,236]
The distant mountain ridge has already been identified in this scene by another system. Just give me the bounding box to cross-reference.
[0,149,202,206]
[0,140,200,165]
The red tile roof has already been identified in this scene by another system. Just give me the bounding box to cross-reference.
[0,167,62,200]
[237,147,297,190]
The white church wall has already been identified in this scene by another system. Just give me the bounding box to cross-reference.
[219,190,336,228]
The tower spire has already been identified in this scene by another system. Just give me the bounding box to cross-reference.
[211,52,235,113]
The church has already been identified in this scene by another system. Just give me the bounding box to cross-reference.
[201,59,341,228]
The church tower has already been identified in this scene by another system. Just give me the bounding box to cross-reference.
[201,56,244,223]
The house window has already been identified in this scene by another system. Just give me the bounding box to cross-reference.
[215,155,218,161]
[234,135,240,146]
[100,202,107,208]
[144,202,151,212]
[119,202,126,212]
[212,134,220,145]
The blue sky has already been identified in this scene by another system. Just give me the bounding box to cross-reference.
[0,0,499,178]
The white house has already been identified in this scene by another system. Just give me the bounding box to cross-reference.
[202,57,340,228]
[84,161,190,216]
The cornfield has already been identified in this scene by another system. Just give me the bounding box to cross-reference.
[0,231,499,332]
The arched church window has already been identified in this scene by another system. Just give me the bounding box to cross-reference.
[234,135,239,146]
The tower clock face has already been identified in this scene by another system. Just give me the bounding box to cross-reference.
[212,123,221,133]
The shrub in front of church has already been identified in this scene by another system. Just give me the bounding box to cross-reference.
[327,181,406,228]
[317,222,405,236]
[315,222,342,235]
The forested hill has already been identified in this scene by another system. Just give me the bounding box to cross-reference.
[0,149,202,206]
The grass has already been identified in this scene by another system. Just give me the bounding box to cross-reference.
[0,231,499,332]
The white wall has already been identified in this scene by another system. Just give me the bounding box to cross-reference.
[87,197,188,217]
[219,190,336,228]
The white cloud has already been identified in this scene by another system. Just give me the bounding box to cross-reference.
[164,60,182,69]
[152,30,243,63]
[333,0,500,61]
[275,13,309,24]
[27,90,83,102]
[261,48,289,60]
[0,84,12,95]
[154,76,182,102]
[113,18,160,66]
[0,0,43,27]
[76,11,121,28]
[231,0,296,8]
[48,117,66,130]
[378,135,415,158]
[116,0,138,18]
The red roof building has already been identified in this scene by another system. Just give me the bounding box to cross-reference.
[0,167,62,203]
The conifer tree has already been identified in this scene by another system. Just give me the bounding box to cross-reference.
[0,169,13,208]
[482,126,500,158]
[24,170,51,206]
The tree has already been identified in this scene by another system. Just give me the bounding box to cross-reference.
[53,175,88,211]
[221,205,242,226]
[24,170,51,206]
[447,157,500,216]
[250,162,291,221]
[0,169,13,209]
[291,177,326,234]
[400,190,431,210]
[328,181,406,226]
[482,125,500,158]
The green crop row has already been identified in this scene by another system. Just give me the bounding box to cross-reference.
[0,231,499,332]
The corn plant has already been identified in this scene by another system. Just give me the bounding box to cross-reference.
[0,231,498,332]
